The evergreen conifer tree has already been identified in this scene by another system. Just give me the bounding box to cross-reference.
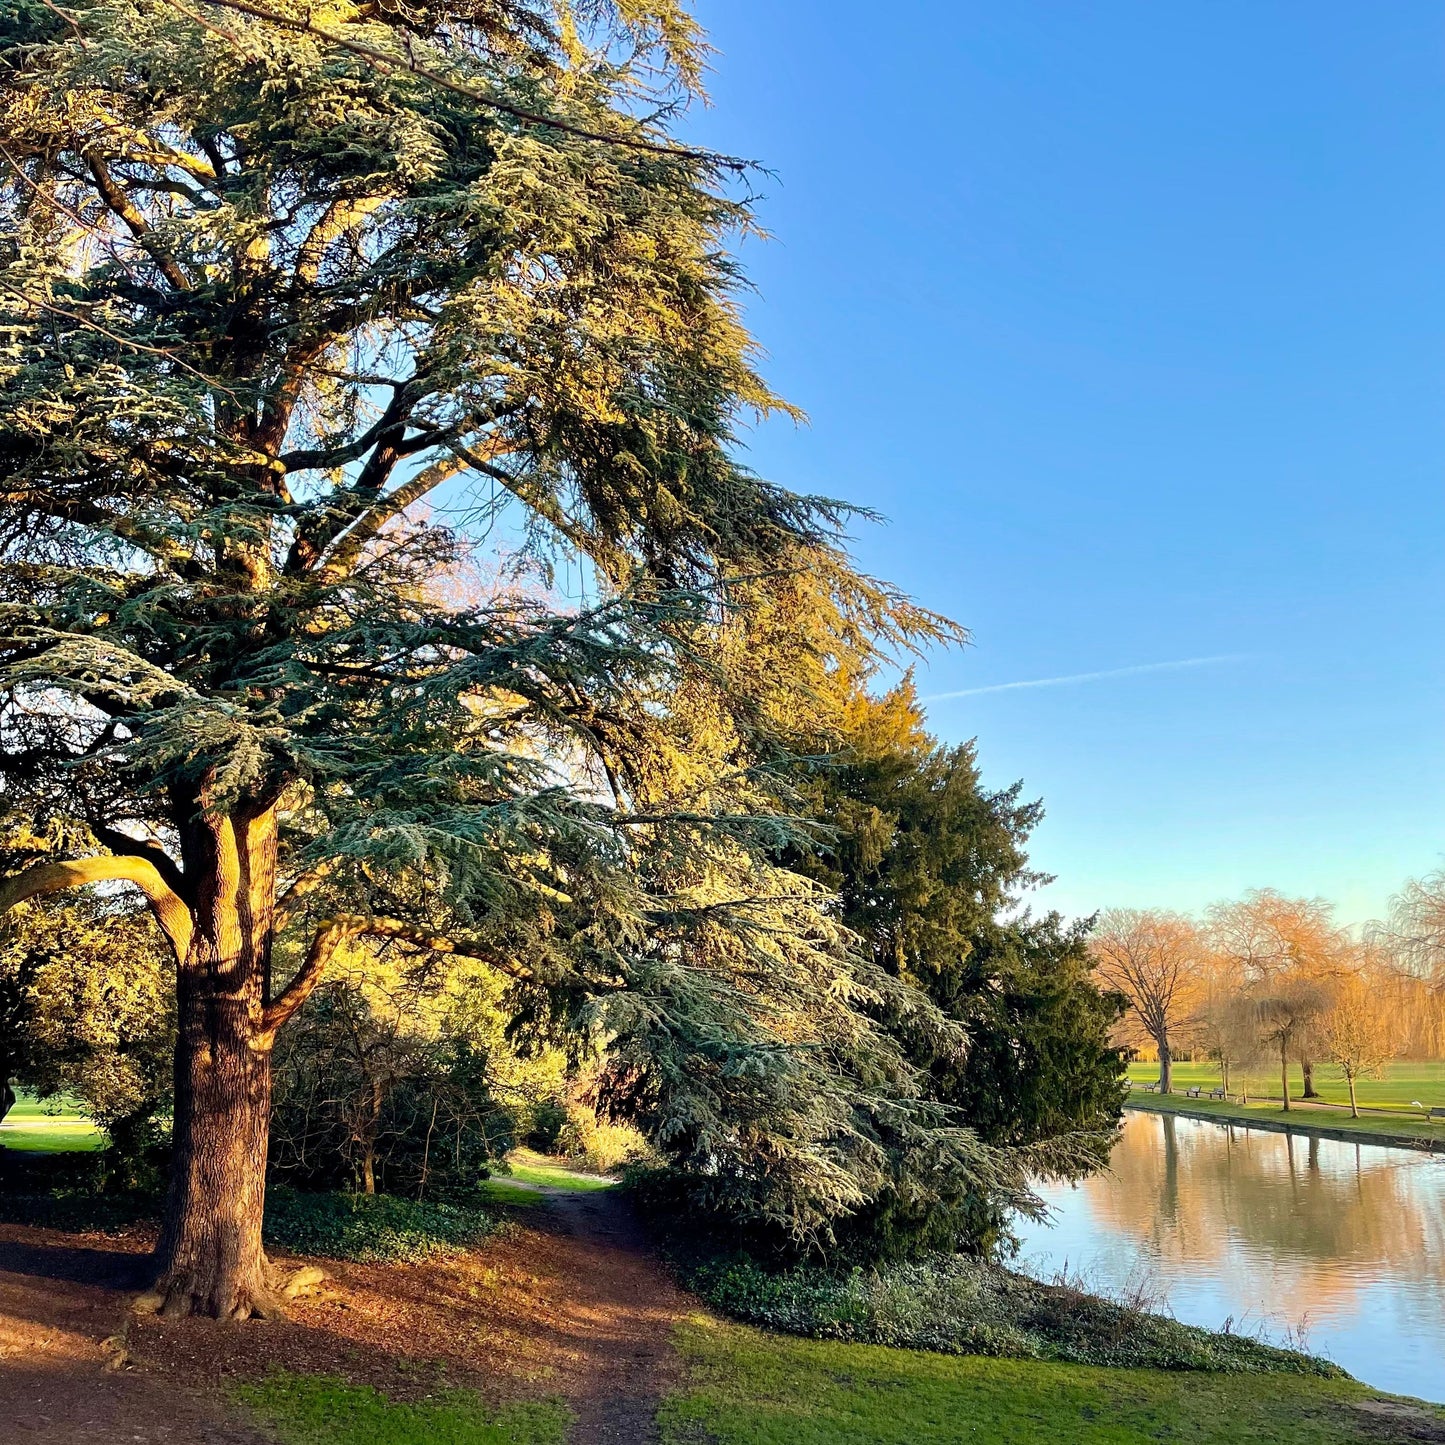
[0,0,964,1315]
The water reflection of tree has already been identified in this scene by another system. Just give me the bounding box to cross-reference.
[1085,1114,1445,1317]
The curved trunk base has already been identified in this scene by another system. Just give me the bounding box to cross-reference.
[144,1257,287,1322]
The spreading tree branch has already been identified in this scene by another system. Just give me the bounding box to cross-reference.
[179,0,747,169]
[0,855,192,963]
[262,913,528,1035]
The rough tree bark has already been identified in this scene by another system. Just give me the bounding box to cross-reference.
[0,816,292,1318]
[147,803,282,1319]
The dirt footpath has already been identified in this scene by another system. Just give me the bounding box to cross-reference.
[0,1186,692,1444]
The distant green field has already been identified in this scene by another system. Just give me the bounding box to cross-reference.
[1125,1060,1445,1111]
[0,1094,105,1152]
[1127,1092,1445,1145]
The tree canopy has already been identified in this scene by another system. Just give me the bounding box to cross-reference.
[0,0,1069,1313]
[770,677,1124,1255]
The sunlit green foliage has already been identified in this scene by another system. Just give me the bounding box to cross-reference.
[0,891,171,1169]
[270,948,565,1198]
[0,0,1049,1253]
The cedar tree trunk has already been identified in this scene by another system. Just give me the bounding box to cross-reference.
[0,812,427,1317]
[149,803,283,1319]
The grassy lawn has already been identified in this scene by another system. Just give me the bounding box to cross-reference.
[480,1177,550,1208]
[1125,1091,1445,1146]
[500,1148,616,1192]
[235,1374,569,1445]
[659,1317,1443,1445]
[1125,1059,1445,1112]
[0,1094,105,1152]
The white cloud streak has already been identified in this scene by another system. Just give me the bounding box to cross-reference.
[921,654,1251,703]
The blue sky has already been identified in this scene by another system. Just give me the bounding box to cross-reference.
[677,1,1445,925]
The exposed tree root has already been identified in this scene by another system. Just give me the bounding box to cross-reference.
[133,1256,297,1321]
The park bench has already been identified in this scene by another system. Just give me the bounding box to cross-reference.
[1209,1088,1226,1100]
[1185,1086,1202,1099]
[1143,1081,1158,1093]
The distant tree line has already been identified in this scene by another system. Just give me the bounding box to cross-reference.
[1092,876,1445,1114]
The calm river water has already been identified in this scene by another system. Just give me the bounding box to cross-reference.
[1013,1109,1445,1401]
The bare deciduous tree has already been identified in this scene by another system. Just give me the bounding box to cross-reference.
[1091,910,1201,1094]
[1321,971,1397,1118]
[1208,891,1346,1097]
[1249,977,1330,1112]
[1385,872,1445,988]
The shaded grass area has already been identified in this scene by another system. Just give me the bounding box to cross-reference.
[1126,1092,1445,1147]
[659,1318,1444,1445]
[234,1374,569,1445]
[0,1094,106,1153]
[1126,1060,1445,1112]
[682,1251,1338,1375]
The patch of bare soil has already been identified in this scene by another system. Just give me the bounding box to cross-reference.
[0,1222,271,1444]
[1352,1400,1445,1442]
[0,1185,692,1445]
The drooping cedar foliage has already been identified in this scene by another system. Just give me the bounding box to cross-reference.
[0,0,1065,1315]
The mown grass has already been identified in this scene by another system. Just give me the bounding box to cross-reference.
[0,1094,106,1153]
[480,1177,549,1208]
[234,1373,569,1445]
[1126,1091,1445,1146]
[501,1148,616,1192]
[659,1317,1443,1445]
[1125,1059,1445,1111]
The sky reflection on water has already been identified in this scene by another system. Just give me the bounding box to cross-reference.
[1012,1110,1445,1401]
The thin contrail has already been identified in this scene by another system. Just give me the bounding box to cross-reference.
[921,654,1250,703]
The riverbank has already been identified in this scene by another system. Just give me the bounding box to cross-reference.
[1125,1093,1445,1150]
[1123,1060,1445,1112]
[4,1180,1443,1445]
[660,1317,1445,1445]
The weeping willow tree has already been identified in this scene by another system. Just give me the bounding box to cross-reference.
[0,0,1063,1318]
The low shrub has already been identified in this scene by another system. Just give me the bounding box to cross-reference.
[681,1251,1346,1377]
[263,1187,501,1263]
[523,1099,568,1153]
[553,1107,650,1175]
[0,1184,155,1232]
